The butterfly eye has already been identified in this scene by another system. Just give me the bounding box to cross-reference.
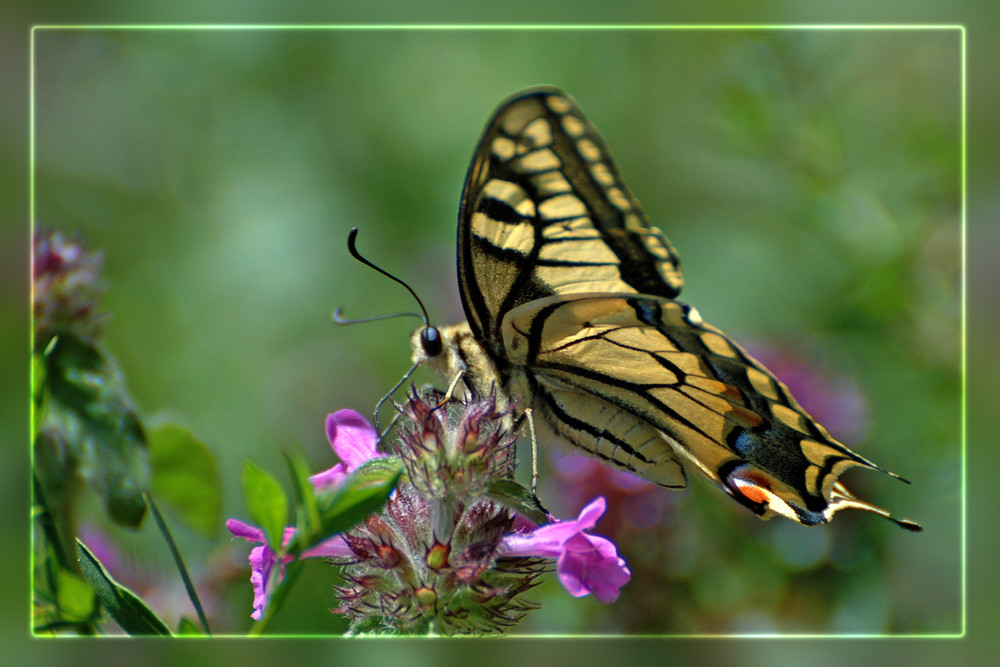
[421,326,443,357]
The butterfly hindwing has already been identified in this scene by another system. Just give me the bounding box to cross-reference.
[501,292,913,526]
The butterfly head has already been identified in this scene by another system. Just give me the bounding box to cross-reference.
[410,321,491,391]
[410,324,446,374]
[410,323,451,379]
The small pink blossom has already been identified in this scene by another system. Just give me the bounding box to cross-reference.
[228,410,381,621]
[308,409,384,493]
[497,497,631,603]
[226,519,352,620]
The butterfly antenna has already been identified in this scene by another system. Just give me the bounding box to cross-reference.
[338,227,433,326]
[336,228,439,440]
[333,307,421,325]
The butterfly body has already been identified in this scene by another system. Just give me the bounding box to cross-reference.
[411,86,920,531]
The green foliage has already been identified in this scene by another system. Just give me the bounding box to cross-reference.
[53,568,97,624]
[31,351,48,440]
[33,319,219,635]
[238,455,401,632]
[76,540,171,636]
[313,458,402,542]
[176,617,204,635]
[487,478,549,526]
[240,460,288,553]
[286,456,403,556]
[37,334,149,528]
[149,423,222,537]
[284,449,322,541]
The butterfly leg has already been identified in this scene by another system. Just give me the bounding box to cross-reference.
[522,408,540,498]
[442,370,467,403]
[374,360,421,438]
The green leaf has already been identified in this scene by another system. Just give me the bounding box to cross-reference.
[240,460,288,552]
[55,568,97,623]
[284,449,320,539]
[44,335,149,527]
[33,428,78,515]
[176,617,204,635]
[148,423,221,537]
[486,478,549,526]
[31,353,49,439]
[292,457,401,554]
[76,540,171,636]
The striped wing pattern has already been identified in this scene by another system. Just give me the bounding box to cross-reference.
[457,87,683,345]
[502,293,915,527]
[424,86,919,530]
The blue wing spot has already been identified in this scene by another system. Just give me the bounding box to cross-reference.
[729,428,757,457]
[628,298,662,326]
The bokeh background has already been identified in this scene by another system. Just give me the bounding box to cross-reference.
[30,27,961,638]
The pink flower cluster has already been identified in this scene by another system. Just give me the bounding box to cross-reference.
[227,409,631,620]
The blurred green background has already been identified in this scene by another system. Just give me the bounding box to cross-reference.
[31,27,960,640]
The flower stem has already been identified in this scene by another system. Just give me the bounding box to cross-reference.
[143,492,212,635]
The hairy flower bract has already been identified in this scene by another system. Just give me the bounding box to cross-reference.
[228,389,631,633]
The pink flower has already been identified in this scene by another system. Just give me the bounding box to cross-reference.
[228,410,383,621]
[497,497,631,603]
[308,409,384,493]
[226,519,352,620]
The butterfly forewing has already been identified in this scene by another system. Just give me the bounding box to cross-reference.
[457,87,684,346]
[416,86,920,531]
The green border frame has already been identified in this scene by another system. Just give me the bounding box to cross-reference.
[28,24,966,639]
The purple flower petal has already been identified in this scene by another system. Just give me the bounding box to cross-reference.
[247,544,276,621]
[326,409,380,467]
[302,534,354,559]
[227,522,296,620]
[307,463,350,492]
[499,497,606,557]
[226,518,266,543]
[556,533,631,603]
[574,496,606,529]
[227,519,353,620]
[497,497,630,603]
[309,409,382,493]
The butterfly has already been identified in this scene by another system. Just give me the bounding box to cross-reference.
[411,86,921,531]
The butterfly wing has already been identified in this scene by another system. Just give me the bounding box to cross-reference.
[436,86,920,529]
[450,86,690,488]
[501,293,920,528]
[457,86,683,349]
